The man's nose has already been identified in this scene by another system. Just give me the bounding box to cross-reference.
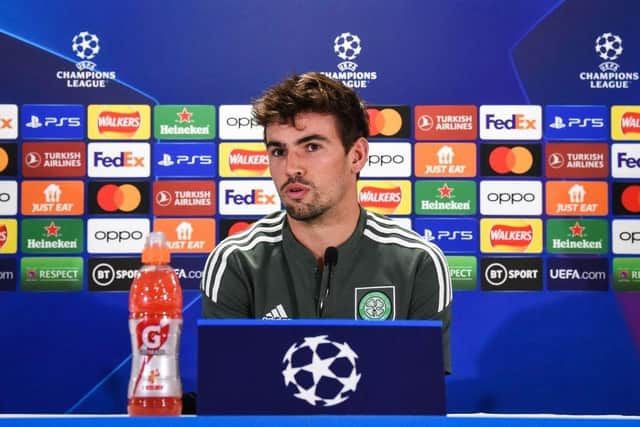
[285,150,305,177]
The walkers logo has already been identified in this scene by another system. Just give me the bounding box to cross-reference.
[219,143,270,177]
[446,256,477,291]
[20,257,83,291]
[367,106,411,139]
[21,104,84,140]
[480,218,542,253]
[153,218,216,253]
[614,182,640,215]
[357,180,411,215]
[152,180,215,216]
[611,143,640,178]
[21,219,83,254]
[479,180,542,216]
[0,219,17,254]
[545,181,608,216]
[415,218,476,253]
[544,106,608,140]
[480,143,541,177]
[21,181,84,215]
[611,106,640,140]
[545,143,608,178]
[0,105,18,139]
[0,144,17,176]
[56,31,117,88]
[414,180,475,215]
[613,258,640,291]
[219,105,263,140]
[88,181,149,215]
[414,105,477,140]
[414,143,476,178]
[219,180,280,215]
[22,142,85,178]
[321,32,378,89]
[612,219,640,254]
[87,218,149,254]
[0,181,17,216]
[361,142,411,178]
[546,219,608,254]
[88,143,150,178]
[219,218,255,240]
[479,105,542,140]
[578,33,639,89]
[0,259,17,292]
[154,143,216,178]
[88,257,141,291]
[87,105,150,140]
[481,257,542,291]
[154,105,215,140]
[547,258,608,291]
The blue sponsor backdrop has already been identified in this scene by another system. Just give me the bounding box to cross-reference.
[544,105,609,140]
[0,0,639,416]
[20,104,85,140]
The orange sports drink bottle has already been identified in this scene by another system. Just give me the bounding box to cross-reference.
[128,232,183,416]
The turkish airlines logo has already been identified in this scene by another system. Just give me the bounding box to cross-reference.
[152,180,215,216]
[357,180,411,215]
[479,105,542,140]
[545,181,608,216]
[545,143,608,178]
[22,142,85,177]
[480,218,542,253]
[414,105,477,140]
[366,106,410,139]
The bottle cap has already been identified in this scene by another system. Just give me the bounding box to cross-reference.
[141,231,171,265]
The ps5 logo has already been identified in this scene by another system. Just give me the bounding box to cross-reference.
[424,229,473,241]
[24,115,81,128]
[157,153,213,166]
[548,116,604,129]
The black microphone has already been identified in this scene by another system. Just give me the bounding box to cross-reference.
[317,246,338,316]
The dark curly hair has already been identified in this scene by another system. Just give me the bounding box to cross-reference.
[252,72,369,152]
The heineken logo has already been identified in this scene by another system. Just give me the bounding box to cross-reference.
[354,286,395,320]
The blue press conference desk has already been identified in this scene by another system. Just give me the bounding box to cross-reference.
[1,416,640,427]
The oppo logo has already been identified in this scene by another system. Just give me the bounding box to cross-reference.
[368,154,405,166]
[225,116,259,128]
[619,232,640,243]
[0,193,10,202]
[94,230,144,243]
[487,192,536,204]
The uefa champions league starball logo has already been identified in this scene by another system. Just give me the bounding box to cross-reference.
[334,32,362,61]
[71,31,100,70]
[281,335,361,407]
[594,32,623,72]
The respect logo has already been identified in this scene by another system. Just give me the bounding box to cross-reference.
[357,180,410,215]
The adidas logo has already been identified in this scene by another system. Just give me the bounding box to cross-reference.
[262,304,289,320]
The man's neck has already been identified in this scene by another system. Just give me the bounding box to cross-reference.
[287,204,361,261]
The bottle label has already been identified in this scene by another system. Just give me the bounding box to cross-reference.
[128,317,182,398]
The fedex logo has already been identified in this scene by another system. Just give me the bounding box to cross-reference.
[612,144,640,178]
[88,143,150,178]
[218,180,280,215]
[479,105,542,140]
[544,105,608,140]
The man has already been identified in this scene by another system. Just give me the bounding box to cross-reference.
[201,72,452,373]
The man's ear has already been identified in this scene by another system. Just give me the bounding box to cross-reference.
[349,137,369,174]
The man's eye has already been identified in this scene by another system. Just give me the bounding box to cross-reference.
[270,148,284,157]
[306,144,320,152]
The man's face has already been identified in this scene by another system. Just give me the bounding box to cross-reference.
[265,112,367,222]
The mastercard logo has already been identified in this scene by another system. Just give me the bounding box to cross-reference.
[488,146,534,174]
[367,106,410,138]
[0,147,8,173]
[96,184,142,212]
[621,185,640,213]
